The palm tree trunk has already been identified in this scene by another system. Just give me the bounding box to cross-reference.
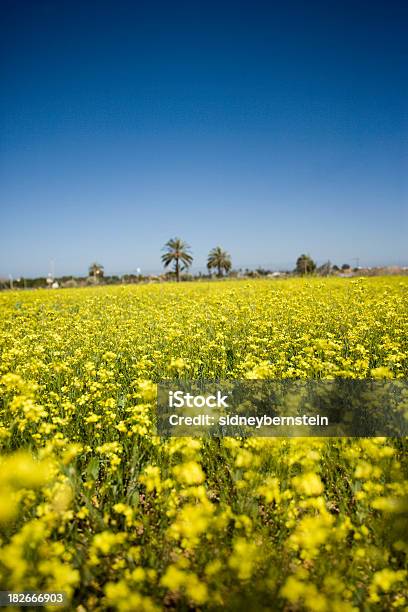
[176,259,180,282]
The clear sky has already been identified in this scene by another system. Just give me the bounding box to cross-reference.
[1,0,407,277]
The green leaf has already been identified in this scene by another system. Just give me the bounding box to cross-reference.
[86,456,100,480]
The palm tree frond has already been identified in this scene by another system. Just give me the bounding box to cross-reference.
[161,237,193,281]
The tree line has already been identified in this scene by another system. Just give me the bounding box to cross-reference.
[2,239,360,290]
[17,243,352,286]
[87,239,232,283]
[161,238,231,282]
[159,239,352,282]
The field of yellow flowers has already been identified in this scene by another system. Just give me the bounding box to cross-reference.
[0,277,407,611]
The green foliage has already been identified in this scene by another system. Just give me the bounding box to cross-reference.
[161,238,193,282]
[88,262,105,279]
[295,254,316,275]
[207,246,232,277]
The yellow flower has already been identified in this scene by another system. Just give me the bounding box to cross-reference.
[0,451,51,490]
[160,565,186,590]
[292,472,324,496]
[92,531,127,555]
[139,465,162,493]
[371,569,407,593]
[228,538,259,580]
[172,461,205,485]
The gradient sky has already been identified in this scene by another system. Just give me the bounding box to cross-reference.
[1,0,407,277]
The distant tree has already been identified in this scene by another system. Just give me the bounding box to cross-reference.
[332,265,339,271]
[88,262,104,280]
[63,279,77,288]
[317,261,332,276]
[341,263,351,270]
[161,238,193,282]
[255,267,271,276]
[207,246,232,277]
[295,254,316,275]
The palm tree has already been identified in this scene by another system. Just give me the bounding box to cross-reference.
[161,238,193,282]
[88,262,104,280]
[207,246,232,277]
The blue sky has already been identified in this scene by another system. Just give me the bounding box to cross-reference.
[1,0,407,277]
